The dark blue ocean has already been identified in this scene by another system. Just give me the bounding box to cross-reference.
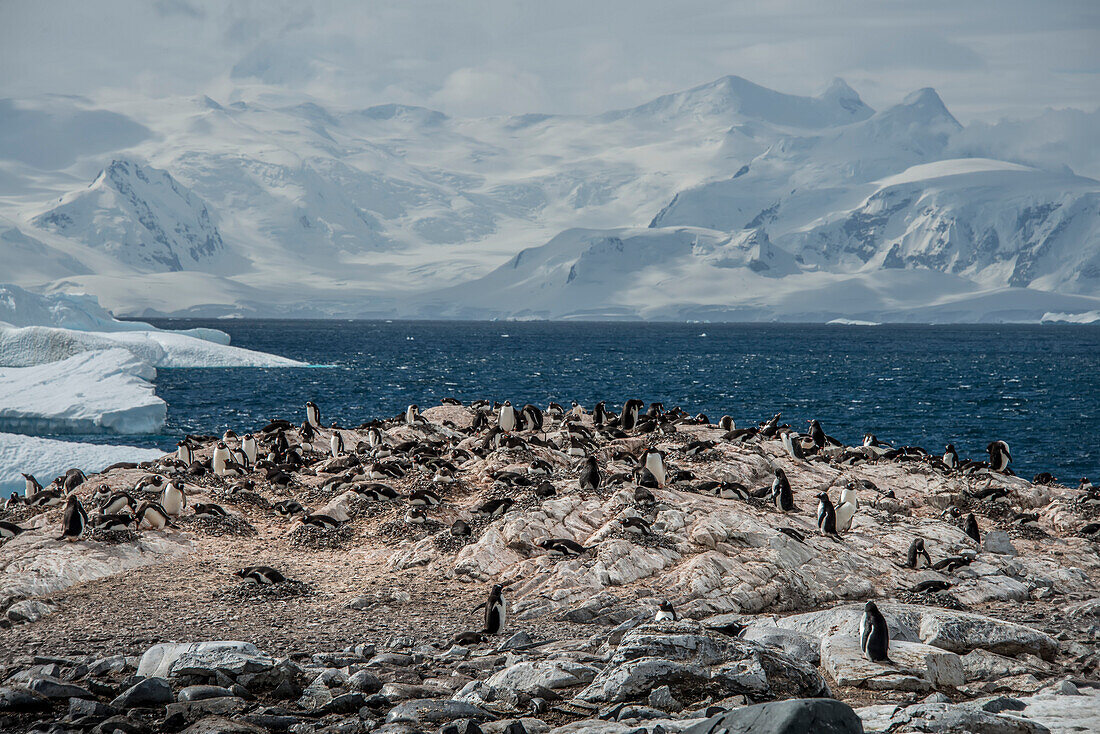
[48,321,1100,483]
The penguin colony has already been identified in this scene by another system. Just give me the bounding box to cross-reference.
[2,398,1067,660]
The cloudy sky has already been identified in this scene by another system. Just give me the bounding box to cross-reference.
[1,0,1097,122]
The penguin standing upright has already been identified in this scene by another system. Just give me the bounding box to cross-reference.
[593,401,609,426]
[943,444,959,470]
[330,431,344,458]
[578,456,601,491]
[521,404,543,432]
[771,468,795,511]
[906,538,932,568]
[860,601,890,662]
[60,495,88,541]
[212,442,230,476]
[499,401,517,432]
[161,479,187,516]
[987,441,1012,473]
[621,399,644,432]
[964,513,981,543]
[241,434,258,465]
[835,483,859,532]
[781,431,805,461]
[21,473,42,499]
[405,404,421,424]
[642,448,667,488]
[484,584,507,635]
[176,441,195,466]
[816,492,839,536]
[719,416,735,431]
[306,401,321,428]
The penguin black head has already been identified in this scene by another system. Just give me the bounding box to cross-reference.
[775,468,786,478]
[864,600,880,615]
[658,600,674,612]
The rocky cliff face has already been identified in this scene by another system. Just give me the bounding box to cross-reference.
[1,401,1098,732]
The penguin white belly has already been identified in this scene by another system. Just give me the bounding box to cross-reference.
[162,489,184,516]
[835,502,856,532]
[654,610,675,622]
[644,454,666,487]
[212,449,229,476]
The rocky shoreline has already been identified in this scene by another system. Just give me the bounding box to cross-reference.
[1,400,1098,733]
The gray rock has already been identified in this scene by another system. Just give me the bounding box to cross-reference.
[164,697,249,727]
[501,631,535,650]
[5,599,57,623]
[918,610,1058,661]
[821,635,963,692]
[855,701,1050,734]
[1019,689,1100,734]
[347,669,383,693]
[983,530,1017,555]
[683,698,863,734]
[486,660,599,695]
[298,675,334,710]
[739,627,821,665]
[178,685,234,702]
[0,686,50,712]
[138,641,275,678]
[647,685,683,713]
[180,715,265,733]
[385,698,495,725]
[27,675,94,699]
[110,676,173,708]
[68,698,117,720]
[381,682,452,701]
[579,658,710,703]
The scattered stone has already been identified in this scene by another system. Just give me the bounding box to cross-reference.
[110,676,173,708]
[685,698,863,734]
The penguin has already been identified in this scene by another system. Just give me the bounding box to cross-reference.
[498,401,517,432]
[593,401,610,426]
[860,601,891,662]
[301,513,341,529]
[943,444,959,471]
[298,422,316,452]
[634,485,657,505]
[193,503,228,517]
[61,469,87,493]
[330,431,345,458]
[484,584,507,635]
[719,416,735,431]
[447,631,486,648]
[134,474,167,494]
[176,440,195,466]
[808,419,828,448]
[100,491,136,515]
[534,480,557,498]
[356,483,399,501]
[546,402,565,420]
[521,404,544,432]
[405,506,428,525]
[987,441,1012,473]
[816,492,839,537]
[274,499,307,517]
[621,399,644,432]
[59,495,88,541]
[91,513,134,532]
[21,473,43,499]
[161,480,187,516]
[655,600,677,622]
[451,519,472,537]
[235,566,286,584]
[405,404,421,424]
[578,456,601,491]
[528,458,553,476]
[475,498,514,518]
[536,537,587,556]
[0,520,28,540]
[135,502,172,529]
[964,512,981,543]
[642,448,667,487]
[408,488,441,507]
[241,434,258,465]
[212,442,230,476]
[366,427,384,448]
[835,483,859,532]
[30,488,65,507]
[222,429,238,446]
[620,516,653,536]
[906,538,932,569]
[306,401,321,428]
[780,431,805,461]
[770,468,795,512]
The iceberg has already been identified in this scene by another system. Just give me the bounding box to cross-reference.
[0,348,166,434]
[0,431,165,497]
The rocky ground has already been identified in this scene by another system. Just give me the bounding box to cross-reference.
[1,402,1098,733]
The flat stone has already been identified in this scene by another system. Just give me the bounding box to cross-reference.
[27,675,94,699]
[164,697,248,727]
[486,660,599,695]
[918,610,1058,661]
[381,682,451,701]
[111,676,173,708]
[983,530,1017,555]
[181,716,265,734]
[178,685,234,702]
[1020,689,1100,734]
[855,700,1051,734]
[821,635,963,692]
[0,686,50,712]
[385,698,495,725]
[683,698,863,734]
[739,626,821,665]
[139,642,275,678]
[6,599,57,623]
[68,698,118,720]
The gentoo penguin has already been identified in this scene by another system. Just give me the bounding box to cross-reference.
[621,399,644,432]
[366,427,384,448]
[62,469,87,493]
[987,441,1012,473]
[719,416,735,431]
[528,458,553,476]
[771,468,795,512]
[241,434,258,465]
[134,474,168,494]
[964,513,981,543]
[91,513,134,531]
[655,600,677,622]
[860,601,890,662]
[235,566,286,584]
[537,537,587,556]
[405,404,421,424]
[301,512,341,529]
[451,519,472,536]
[193,502,228,517]
[835,483,859,532]
[816,492,839,537]
[161,480,187,516]
[521,404,544,431]
[100,491,136,515]
[635,485,657,505]
[0,520,28,540]
[534,480,556,498]
[484,584,507,635]
[405,506,428,525]
[780,431,805,461]
[642,448,667,487]
[579,456,601,491]
[274,499,307,517]
[30,488,65,507]
[620,516,653,536]
[593,401,609,426]
[498,401,517,432]
[176,440,195,466]
[943,444,959,471]
[298,422,315,452]
[21,473,43,499]
[1080,478,1094,491]
[408,488,441,507]
[212,442,231,476]
[808,419,828,448]
[306,401,321,428]
[906,538,932,568]
[5,494,23,509]
[330,431,345,458]
[135,502,172,529]
[546,402,565,420]
[60,495,88,541]
[475,498,514,518]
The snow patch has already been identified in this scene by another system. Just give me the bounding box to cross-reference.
[0,432,165,497]
[1040,310,1100,324]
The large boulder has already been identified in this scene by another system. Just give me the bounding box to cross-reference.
[138,641,276,678]
[820,636,964,692]
[385,698,495,725]
[486,659,599,695]
[856,700,1050,734]
[684,698,864,734]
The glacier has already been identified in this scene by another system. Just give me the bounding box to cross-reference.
[0,432,165,497]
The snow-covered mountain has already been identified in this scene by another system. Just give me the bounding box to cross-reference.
[0,77,1097,321]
